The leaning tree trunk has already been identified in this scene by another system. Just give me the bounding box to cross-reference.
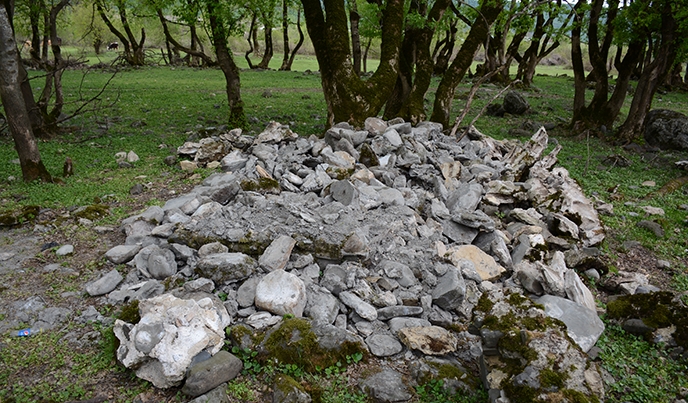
[281,5,305,71]
[157,8,215,67]
[430,0,503,128]
[96,0,146,66]
[245,13,257,69]
[301,0,404,127]
[0,3,52,182]
[207,1,246,129]
[617,1,677,143]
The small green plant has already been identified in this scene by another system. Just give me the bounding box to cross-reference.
[231,346,262,375]
[415,379,488,403]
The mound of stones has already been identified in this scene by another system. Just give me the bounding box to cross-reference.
[97,118,610,402]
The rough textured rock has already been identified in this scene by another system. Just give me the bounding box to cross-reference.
[86,269,124,296]
[535,294,605,353]
[503,91,529,115]
[447,245,506,281]
[195,253,257,284]
[259,235,297,271]
[182,350,243,397]
[359,369,413,403]
[644,109,688,150]
[397,326,458,355]
[254,269,307,317]
[114,293,231,388]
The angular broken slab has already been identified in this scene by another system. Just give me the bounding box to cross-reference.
[447,245,506,281]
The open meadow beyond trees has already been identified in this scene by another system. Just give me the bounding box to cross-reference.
[1,60,688,402]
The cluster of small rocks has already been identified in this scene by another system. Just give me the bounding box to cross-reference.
[93,118,614,402]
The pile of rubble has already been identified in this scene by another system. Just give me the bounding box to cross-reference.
[94,118,612,402]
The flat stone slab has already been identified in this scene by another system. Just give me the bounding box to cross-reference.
[533,294,604,353]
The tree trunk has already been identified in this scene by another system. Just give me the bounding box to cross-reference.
[282,6,305,71]
[28,0,42,65]
[245,13,257,69]
[256,19,274,69]
[97,0,145,66]
[157,9,215,67]
[617,1,678,142]
[301,0,404,127]
[279,0,290,70]
[0,2,52,182]
[207,0,246,129]
[349,1,361,76]
[384,0,450,123]
[430,0,503,128]
[570,0,586,122]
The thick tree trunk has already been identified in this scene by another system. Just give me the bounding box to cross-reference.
[384,0,449,123]
[207,1,246,129]
[301,0,404,127]
[0,3,52,182]
[617,1,677,142]
[430,0,503,128]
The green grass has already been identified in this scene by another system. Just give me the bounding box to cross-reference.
[597,324,688,403]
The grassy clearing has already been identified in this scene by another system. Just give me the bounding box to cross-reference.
[1,61,688,402]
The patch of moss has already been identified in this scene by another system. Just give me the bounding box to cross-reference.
[508,292,530,308]
[274,374,306,397]
[260,317,366,373]
[499,332,538,363]
[607,292,674,329]
[562,388,600,403]
[118,300,140,324]
[163,276,184,291]
[240,178,280,193]
[521,316,567,333]
[502,383,539,403]
[0,205,40,226]
[539,367,567,389]
[73,204,110,220]
[226,324,265,350]
[475,293,494,313]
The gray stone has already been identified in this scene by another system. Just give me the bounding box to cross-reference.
[637,220,665,238]
[503,91,529,115]
[273,374,312,403]
[255,270,307,317]
[380,260,417,288]
[196,253,257,284]
[447,245,506,281]
[366,334,403,357]
[446,183,483,212]
[431,267,466,310]
[55,244,74,256]
[330,180,358,206]
[534,294,604,353]
[86,269,124,296]
[564,269,596,312]
[441,219,479,244]
[146,247,178,280]
[237,277,260,308]
[339,291,377,321]
[184,278,215,293]
[182,350,243,397]
[376,306,423,321]
[305,286,340,325]
[187,383,229,403]
[198,242,228,258]
[514,262,544,296]
[359,369,413,403]
[259,235,297,271]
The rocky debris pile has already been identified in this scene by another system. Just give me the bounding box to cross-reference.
[99,118,612,402]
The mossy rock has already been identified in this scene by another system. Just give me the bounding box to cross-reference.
[117,300,141,324]
[0,205,40,226]
[256,317,366,373]
[72,204,110,220]
[607,291,688,349]
[240,178,280,194]
[226,323,264,350]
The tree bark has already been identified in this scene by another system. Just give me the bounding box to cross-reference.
[301,0,404,127]
[349,1,361,76]
[279,0,290,70]
[384,0,450,123]
[256,17,274,69]
[281,5,304,71]
[96,0,145,66]
[157,8,215,67]
[0,2,52,182]
[430,0,504,128]
[207,0,246,129]
[245,13,257,69]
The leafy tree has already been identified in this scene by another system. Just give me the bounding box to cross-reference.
[616,0,688,142]
[278,0,304,71]
[95,0,147,65]
[0,0,52,182]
